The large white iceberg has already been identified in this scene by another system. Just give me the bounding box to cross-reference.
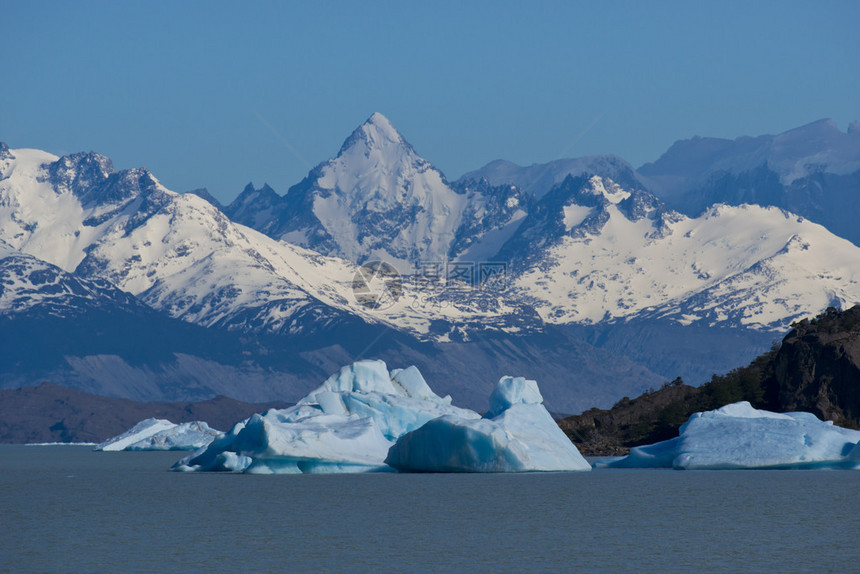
[172,360,479,474]
[96,419,222,451]
[385,376,591,472]
[598,401,860,470]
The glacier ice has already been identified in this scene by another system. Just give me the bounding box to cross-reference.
[597,401,860,470]
[172,360,479,474]
[385,376,591,472]
[173,361,590,474]
[96,419,221,451]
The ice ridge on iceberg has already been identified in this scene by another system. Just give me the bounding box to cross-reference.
[96,419,222,451]
[385,376,592,472]
[597,401,860,470]
[172,360,479,474]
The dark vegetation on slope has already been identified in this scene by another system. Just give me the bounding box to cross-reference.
[561,306,860,455]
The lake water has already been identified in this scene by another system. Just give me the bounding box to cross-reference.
[1,445,858,573]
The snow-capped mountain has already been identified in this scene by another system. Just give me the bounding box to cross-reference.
[0,142,537,341]
[0,146,333,332]
[184,187,223,210]
[0,246,146,318]
[2,148,629,410]
[639,119,860,246]
[3,115,860,409]
[640,119,860,197]
[0,239,333,403]
[446,177,534,262]
[497,174,860,331]
[4,132,860,340]
[225,113,530,267]
[459,154,646,199]
[226,113,465,266]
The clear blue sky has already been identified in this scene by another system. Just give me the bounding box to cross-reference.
[2,0,857,203]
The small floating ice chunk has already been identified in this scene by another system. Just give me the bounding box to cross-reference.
[123,421,222,451]
[96,418,177,451]
[96,418,221,451]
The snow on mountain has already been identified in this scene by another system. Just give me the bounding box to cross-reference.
[639,118,860,202]
[226,113,468,267]
[459,154,646,199]
[637,120,860,247]
[309,112,468,266]
[447,177,534,262]
[3,114,860,378]
[183,187,223,210]
[499,175,860,332]
[0,250,148,318]
[0,143,535,340]
[0,238,16,257]
[225,114,531,266]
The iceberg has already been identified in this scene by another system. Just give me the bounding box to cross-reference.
[123,421,222,451]
[172,360,479,474]
[385,376,591,472]
[597,401,860,470]
[96,419,222,451]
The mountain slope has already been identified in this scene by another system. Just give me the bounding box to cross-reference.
[0,245,663,412]
[3,117,860,412]
[496,175,860,332]
[0,145,361,335]
[459,154,646,199]
[640,119,860,197]
[639,119,860,245]
[0,245,337,402]
[0,142,541,340]
[0,245,145,319]
[226,113,467,266]
[224,113,533,267]
[0,141,664,413]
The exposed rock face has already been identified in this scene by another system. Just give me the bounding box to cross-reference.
[769,306,860,428]
[558,381,698,456]
[0,142,12,160]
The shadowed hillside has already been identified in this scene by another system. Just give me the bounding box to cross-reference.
[561,306,860,455]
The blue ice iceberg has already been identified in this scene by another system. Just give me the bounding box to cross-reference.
[172,360,478,474]
[597,401,860,470]
[173,362,590,474]
[96,419,222,451]
[385,376,591,472]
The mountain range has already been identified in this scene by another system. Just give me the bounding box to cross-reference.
[1,115,858,414]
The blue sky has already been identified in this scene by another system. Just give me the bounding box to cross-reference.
[2,0,857,203]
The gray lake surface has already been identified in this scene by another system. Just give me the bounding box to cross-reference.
[1,445,858,572]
